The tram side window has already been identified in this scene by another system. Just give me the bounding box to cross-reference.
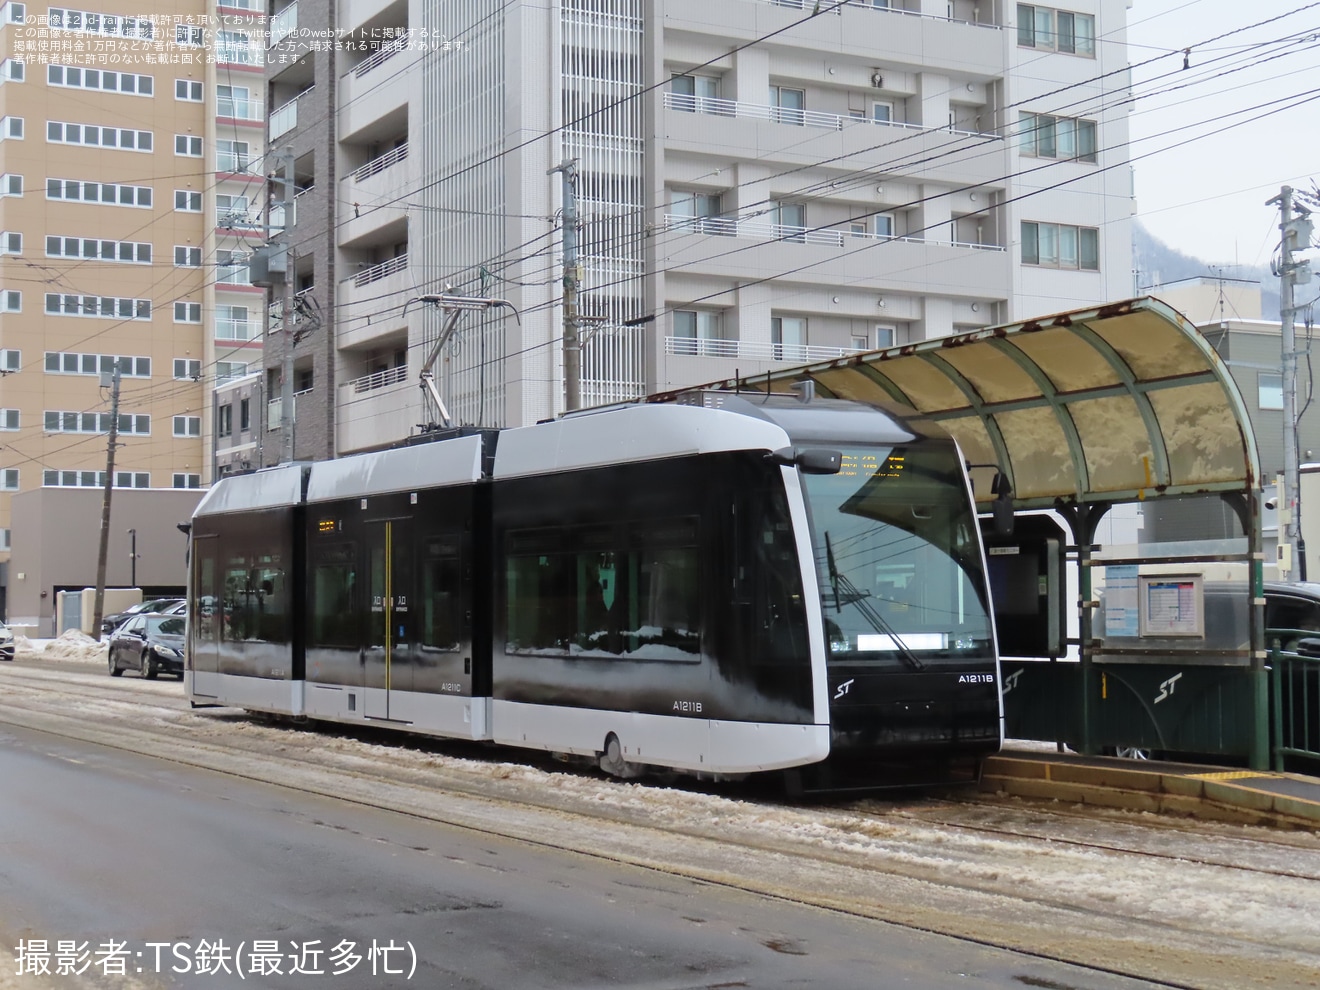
[421,533,461,652]
[221,554,287,643]
[505,518,701,660]
[192,542,219,644]
[310,543,357,647]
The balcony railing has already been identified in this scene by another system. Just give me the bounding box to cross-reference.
[665,336,867,363]
[267,387,311,429]
[216,150,252,173]
[216,266,252,286]
[352,35,407,78]
[216,44,261,66]
[346,365,408,394]
[217,96,264,120]
[661,91,1000,140]
[768,0,1000,27]
[268,2,297,46]
[662,214,1005,251]
[352,253,407,287]
[270,87,312,139]
[215,318,259,341]
[350,142,408,183]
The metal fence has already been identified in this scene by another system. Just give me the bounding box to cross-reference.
[1270,635,1320,770]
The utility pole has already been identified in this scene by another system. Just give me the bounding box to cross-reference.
[1268,185,1315,578]
[92,363,122,638]
[549,159,581,412]
[128,528,137,588]
[274,148,298,463]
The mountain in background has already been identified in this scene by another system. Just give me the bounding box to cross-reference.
[1133,221,1279,322]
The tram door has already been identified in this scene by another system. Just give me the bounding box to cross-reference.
[364,519,413,719]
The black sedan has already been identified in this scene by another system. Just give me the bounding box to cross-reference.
[101,597,185,637]
[108,614,186,679]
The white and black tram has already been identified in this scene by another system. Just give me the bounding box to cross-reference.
[186,393,1002,788]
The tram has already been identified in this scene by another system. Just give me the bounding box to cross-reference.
[185,391,1002,788]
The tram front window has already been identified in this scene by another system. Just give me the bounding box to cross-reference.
[801,443,992,663]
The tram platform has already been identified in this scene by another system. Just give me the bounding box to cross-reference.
[982,746,1320,828]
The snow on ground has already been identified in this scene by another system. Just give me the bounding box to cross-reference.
[14,630,106,663]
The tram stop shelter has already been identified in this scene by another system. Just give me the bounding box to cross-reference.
[656,296,1273,769]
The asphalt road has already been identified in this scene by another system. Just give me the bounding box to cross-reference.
[0,720,1159,990]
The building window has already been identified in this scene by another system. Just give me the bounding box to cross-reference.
[1020,112,1097,162]
[0,529,8,551]
[871,101,893,123]
[174,245,202,267]
[174,358,201,380]
[44,411,150,434]
[1,349,18,370]
[0,408,17,430]
[1259,372,1283,411]
[173,415,201,437]
[217,404,233,437]
[240,398,251,431]
[44,352,150,377]
[47,234,150,264]
[1,58,24,82]
[216,193,254,227]
[216,139,250,173]
[173,134,203,156]
[173,473,201,488]
[773,202,807,241]
[1020,221,1099,270]
[48,7,154,38]
[174,301,202,323]
[672,310,724,355]
[46,177,152,207]
[670,190,726,234]
[0,468,17,490]
[769,85,805,125]
[47,64,154,95]
[115,471,150,487]
[1017,4,1095,55]
[771,315,807,360]
[669,73,718,111]
[1,231,19,253]
[48,120,152,151]
[1,115,22,139]
[174,190,202,211]
[45,293,152,319]
[1,173,22,196]
[175,78,203,101]
[1,289,19,311]
[175,23,203,45]
[217,361,248,382]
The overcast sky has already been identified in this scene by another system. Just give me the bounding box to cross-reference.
[1125,0,1320,273]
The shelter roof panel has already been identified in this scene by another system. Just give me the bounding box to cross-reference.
[653,297,1259,508]
[1068,395,1154,493]
[1009,327,1122,392]
[939,344,1039,404]
[1148,383,1248,487]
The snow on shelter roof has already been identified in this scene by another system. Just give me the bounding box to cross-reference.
[657,297,1260,511]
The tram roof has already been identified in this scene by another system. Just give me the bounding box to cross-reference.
[654,297,1261,511]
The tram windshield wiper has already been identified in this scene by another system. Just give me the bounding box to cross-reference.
[824,532,925,671]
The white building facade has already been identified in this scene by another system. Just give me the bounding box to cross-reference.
[271,0,1133,454]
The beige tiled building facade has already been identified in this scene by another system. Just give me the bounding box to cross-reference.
[0,0,266,619]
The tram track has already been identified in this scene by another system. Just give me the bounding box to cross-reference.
[4,659,1320,990]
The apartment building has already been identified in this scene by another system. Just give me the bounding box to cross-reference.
[253,0,1133,459]
[0,0,265,620]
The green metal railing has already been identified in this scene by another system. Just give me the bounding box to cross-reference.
[1269,631,1320,771]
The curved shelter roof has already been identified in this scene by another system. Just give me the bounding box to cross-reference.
[666,297,1261,510]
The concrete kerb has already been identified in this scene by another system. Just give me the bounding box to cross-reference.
[979,753,1320,829]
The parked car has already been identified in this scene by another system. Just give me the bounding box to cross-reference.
[107,614,186,679]
[101,597,185,637]
[0,621,13,662]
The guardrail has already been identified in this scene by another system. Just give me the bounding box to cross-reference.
[351,142,408,183]
[345,365,408,393]
[662,214,1004,252]
[770,0,1000,28]
[1270,635,1320,770]
[664,336,864,363]
[661,91,1000,140]
[352,253,407,287]
[270,87,313,139]
[268,2,297,46]
[352,35,408,78]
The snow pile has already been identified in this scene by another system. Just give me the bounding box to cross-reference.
[28,629,107,663]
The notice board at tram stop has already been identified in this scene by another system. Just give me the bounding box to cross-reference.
[979,515,1067,658]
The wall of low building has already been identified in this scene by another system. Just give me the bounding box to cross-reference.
[7,488,205,633]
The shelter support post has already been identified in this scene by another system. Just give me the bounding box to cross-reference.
[1056,501,1110,757]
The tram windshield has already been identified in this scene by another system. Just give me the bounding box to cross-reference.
[800,442,992,664]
